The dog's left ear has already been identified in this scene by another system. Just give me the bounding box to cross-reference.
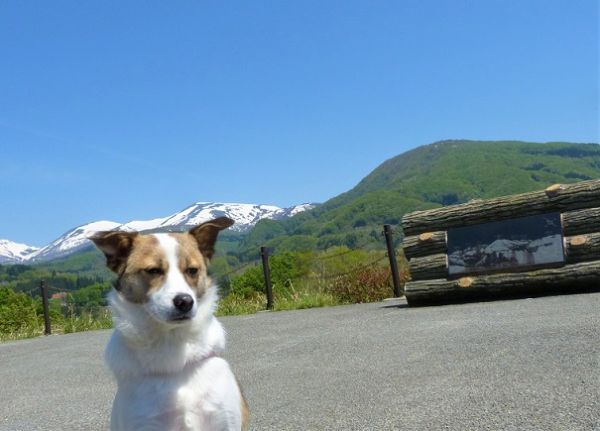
[189,217,234,260]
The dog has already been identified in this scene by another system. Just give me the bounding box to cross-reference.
[91,217,249,431]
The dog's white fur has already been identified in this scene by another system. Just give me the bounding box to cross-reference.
[104,233,245,431]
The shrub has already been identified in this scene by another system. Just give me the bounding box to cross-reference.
[228,252,313,298]
[229,266,264,298]
[325,265,394,303]
[0,287,39,336]
[66,282,111,313]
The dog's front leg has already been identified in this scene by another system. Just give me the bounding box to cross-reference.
[204,407,242,431]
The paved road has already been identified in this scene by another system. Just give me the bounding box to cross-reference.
[1,293,599,430]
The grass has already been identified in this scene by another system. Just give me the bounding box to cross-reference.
[2,253,406,342]
[2,277,402,342]
[0,309,113,342]
[0,324,42,342]
[1,286,361,341]
[216,291,267,316]
[1,289,348,341]
[216,248,407,317]
[216,285,344,316]
[61,309,113,334]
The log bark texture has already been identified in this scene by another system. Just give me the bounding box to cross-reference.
[403,207,600,259]
[403,231,447,259]
[562,207,600,236]
[565,232,600,263]
[408,253,447,280]
[405,260,600,305]
[402,180,600,236]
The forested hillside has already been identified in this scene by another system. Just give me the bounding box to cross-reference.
[237,140,600,258]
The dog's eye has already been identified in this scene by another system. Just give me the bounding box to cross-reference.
[186,267,199,276]
[145,267,164,275]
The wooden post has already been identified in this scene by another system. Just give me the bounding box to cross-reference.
[383,225,402,297]
[40,280,51,335]
[260,247,274,310]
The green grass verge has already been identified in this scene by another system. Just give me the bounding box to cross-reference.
[0,310,113,342]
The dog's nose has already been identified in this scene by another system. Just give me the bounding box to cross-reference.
[173,294,194,313]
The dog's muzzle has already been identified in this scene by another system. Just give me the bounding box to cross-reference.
[170,294,195,321]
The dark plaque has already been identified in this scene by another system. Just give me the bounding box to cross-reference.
[447,213,565,276]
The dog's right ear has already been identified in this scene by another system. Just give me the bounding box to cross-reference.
[90,231,138,273]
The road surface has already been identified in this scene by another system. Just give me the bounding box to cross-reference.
[1,292,599,430]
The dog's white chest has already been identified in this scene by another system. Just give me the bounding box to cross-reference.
[105,312,244,431]
[111,357,242,431]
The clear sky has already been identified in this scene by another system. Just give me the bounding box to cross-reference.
[1,0,598,246]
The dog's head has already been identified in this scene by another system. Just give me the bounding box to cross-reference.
[91,217,234,325]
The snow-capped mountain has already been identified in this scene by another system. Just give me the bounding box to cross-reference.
[26,221,122,263]
[0,240,40,264]
[0,202,315,263]
[119,202,309,233]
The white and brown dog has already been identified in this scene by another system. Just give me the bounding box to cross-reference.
[91,217,249,431]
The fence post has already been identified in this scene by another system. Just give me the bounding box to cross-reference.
[40,280,52,335]
[383,225,402,297]
[260,246,274,310]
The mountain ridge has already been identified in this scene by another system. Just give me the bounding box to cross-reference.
[236,140,600,257]
[3,140,598,264]
[0,202,315,263]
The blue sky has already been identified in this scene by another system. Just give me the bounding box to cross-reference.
[1,0,598,246]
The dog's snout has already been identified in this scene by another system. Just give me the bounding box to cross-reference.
[173,294,194,313]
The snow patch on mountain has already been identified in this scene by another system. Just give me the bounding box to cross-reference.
[0,202,316,263]
[0,240,40,264]
[278,203,315,218]
[152,202,286,231]
[120,216,170,232]
[26,221,122,262]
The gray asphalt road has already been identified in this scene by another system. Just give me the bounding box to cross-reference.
[1,293,599,431]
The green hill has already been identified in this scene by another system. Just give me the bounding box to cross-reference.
[237,140,600,258]
[9,139,599,271]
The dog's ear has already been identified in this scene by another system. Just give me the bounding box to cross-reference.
[189,217,234,260]
[90,231,138,273]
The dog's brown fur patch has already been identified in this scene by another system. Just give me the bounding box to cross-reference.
[91,231,138,273]
[235,378,250,430]
[241,394,250,430]
[170,232,209,296]
[118,234,167,303]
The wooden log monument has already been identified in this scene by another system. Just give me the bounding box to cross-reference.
[401,179,600,305]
